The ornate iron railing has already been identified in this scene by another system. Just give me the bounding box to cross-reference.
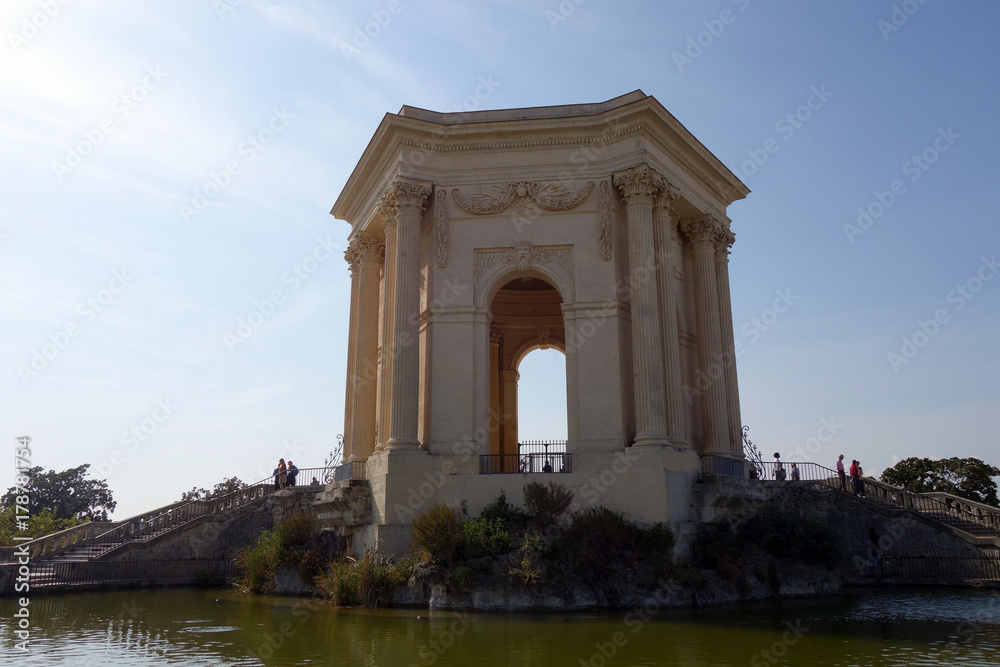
[480,453,573,474]
[742,426,765,480]
[755,461,1000,538]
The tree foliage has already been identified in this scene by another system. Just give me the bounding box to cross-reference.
[180,476,247,502]
[880,457,1000,506]
[0,507,88,547]
[1,464,116,521]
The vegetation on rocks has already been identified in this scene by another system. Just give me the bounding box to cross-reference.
[406,482,680,601]
[234,513,320,593]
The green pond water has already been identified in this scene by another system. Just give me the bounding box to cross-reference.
[1,587,998,666]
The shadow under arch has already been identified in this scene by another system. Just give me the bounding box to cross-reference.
[484,269,574,459]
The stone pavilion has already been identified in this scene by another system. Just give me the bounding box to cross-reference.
[330,91,750,554]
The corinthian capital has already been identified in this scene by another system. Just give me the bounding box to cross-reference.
[351,234,386,264]
[613,163,662,208]
[714,228,736,257]
[680,214,727,250]
[344,246,360,274]
[489,324,504,345]
[652,177,680,218]
[379,177,433,223]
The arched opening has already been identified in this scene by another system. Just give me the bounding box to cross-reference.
[487,276,567,471]
[517,347,568,466]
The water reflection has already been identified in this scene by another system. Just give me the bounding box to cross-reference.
[0,587,998,666]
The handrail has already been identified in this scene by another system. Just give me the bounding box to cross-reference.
[756,461,1000,536]
[14,465,336,563]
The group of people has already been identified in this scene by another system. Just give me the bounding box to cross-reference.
[836,454,867,497]
[771,453,800,481]
[771,453,867,496]
[273,458,298,490]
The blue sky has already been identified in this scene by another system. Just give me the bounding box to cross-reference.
[2,1,997,517]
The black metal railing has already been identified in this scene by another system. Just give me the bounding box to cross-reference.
[754,461,1000,538]
[850,549,1000,582]
[8,464,337,564]
[518,440,567,457]
[7,559,240,593]
[480,453,572,474]
[700,455,746,478]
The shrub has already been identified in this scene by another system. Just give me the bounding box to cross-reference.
[318,548,415,607]
[692,522,744,583]
[573,506,639,546]
[233,514,320,593]
[274,513,316,554]
[233,530,282,593]
[458,517,511,559]
[737,508,843,568]
[480,490,529,525]
[637,522,675,562]
[410,504,462,565]
[522,481,574,526]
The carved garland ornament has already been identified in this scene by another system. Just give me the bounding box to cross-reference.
[452,180,594,215]
[599,180,612,261]
[436,190,448,268]
[475,241,573,280]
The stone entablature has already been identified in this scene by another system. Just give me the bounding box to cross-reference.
[331,91,750,556]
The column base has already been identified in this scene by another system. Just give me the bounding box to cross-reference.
[633,434,671,447]
[669,436,691,449]
[386,437,421,449]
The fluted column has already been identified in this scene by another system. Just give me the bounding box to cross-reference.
[385,177,432,449]
[375,213,396,452]
[652,179,688,448]
[348,235,385,461]
[681,215,729,456]
[715,230,743,456]
[341,248,360,463]
[500,369,519,456]
[489,324,503,456]
[613,164,669,447]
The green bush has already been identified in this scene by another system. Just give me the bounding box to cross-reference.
[691,522,744,583]
[523,481,574,526]
[233,530,282,593]
[480,490,529,525]
[410,504,462,565]
[274,513,316,554]
[637,522,676,562]
[737,508,843,568]
[318,548,415,607]
[233,513,320,593]
[572,506,639,546]
[458,517,511,559]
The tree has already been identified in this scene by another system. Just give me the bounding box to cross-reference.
[880,457,1000,507]
[179,476,246,502]
[0,507,87,547]
[1,464,116,521]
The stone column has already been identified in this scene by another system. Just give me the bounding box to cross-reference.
[652,179,688,448]
[613,164,669,447]
[681,215,729,456]
[501,369,519,457]
[715,229,743,456]
[348,235,385,461]
[375,212,397,452]
[341,247,360,463]
[385,178,432,449]
[489,324,503,456]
